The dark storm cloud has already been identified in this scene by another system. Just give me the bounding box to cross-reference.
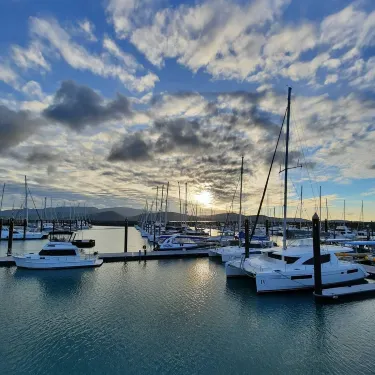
[0,105,41,153]
[108,132,152,162]
[26,149,60,164]
[154,118,212,153]
[43,80,133,130]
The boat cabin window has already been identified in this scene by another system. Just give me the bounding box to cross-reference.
[39,249,77,256]
[302,254,331,265]
[267,253,299,264]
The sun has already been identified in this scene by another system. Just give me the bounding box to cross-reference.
[195,190,213,206]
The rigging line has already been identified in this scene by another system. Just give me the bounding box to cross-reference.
[290,101,319,205]
[242,106,287,266]
[28,187,42,221]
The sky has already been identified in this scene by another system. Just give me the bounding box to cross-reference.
[0,0,375,221]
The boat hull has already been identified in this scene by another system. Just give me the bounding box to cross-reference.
[14,256,103,269]
[254,269,367,293]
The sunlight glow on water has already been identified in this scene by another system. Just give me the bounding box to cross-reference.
[0,227,374,375]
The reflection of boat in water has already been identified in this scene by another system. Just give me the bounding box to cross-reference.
[13,231,102,269]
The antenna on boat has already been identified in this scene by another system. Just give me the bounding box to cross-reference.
[300,186,303,230]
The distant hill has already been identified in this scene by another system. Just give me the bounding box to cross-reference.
[97,207,143,217]
[92,210,125,221]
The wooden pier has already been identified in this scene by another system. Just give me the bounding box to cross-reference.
[0,249,210,267]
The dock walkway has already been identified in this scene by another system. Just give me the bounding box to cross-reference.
[0,249,210,267]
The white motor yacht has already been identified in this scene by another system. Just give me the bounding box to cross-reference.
[14,241,103,269]
[158,234,213,251]
[225,239,367,292]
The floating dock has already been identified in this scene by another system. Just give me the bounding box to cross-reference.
[314,283,375,302]
[0,249,210,267]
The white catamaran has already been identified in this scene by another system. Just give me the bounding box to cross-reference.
[225,87,367,292]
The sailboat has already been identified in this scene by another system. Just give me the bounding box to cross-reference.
[225,87,367,292]
[209,156,273,262]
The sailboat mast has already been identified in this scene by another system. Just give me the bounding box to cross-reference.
[238,156,244,244]
[319,186,322,228]
[0,183,5,215]
[164,182,169,226]
[160,185,164,224]
[155,186,159,224]
[25,176,28,225]
[344,200,346,226]
[300,186,303,229]
[185,182,188,227]
[282,87,292,250]
[178,182,182,227]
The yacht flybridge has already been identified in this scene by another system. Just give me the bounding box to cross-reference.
[13,231,102,269]
[225,87,367,292]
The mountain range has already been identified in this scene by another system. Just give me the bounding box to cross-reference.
[0,206,357,224]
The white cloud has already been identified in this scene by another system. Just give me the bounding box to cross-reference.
[103,37,138,72]
[281,52,330,81]
[320,5,366,50]
[78,19,97,42]
[21,81,44,99]
[30,17,158,92]
[324,74,338,85]
[0,63,19,88]
[11,42,50,71]
[129,0,290,75]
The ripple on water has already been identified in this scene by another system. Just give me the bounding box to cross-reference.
[1,259,375,375]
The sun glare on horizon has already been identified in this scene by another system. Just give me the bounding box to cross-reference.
[195,190,213,206]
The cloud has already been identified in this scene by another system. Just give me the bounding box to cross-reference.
[78,19,97,42]
[11,42,51,71]
[103,37,139,72]
[30,17,159,92]
[108,132,152,161]
[21,81,44,100]
[43,80,133,130]
[0,105,41,153]
[0,63,19,88]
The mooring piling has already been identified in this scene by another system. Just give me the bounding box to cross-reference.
[244,218,249,258]
[23,218,27,240]
[7,219,14,256]
[124,218,128,253]
[0,218,2,242]
[312,213,322,296]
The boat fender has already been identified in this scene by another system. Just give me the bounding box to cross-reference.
[93,251,98,255]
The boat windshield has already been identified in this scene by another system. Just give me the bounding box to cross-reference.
[39,249,77,256]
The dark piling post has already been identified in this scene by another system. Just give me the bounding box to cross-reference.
[52,220,55,234]
[0,218,2,242]
[7,219,14,256]
[153,223,156,250]
[244,218,250,258]
[124,218,128,253]
[40,219,43,232]
[367,227,370,241]
[69,220,72,232]
[80,220,83,230]
[372,221,374,237]
[333,222,336,239]
[265,219,269,237]
[324,219,328,233]
[23,218,27,240]
[312,213,322,296]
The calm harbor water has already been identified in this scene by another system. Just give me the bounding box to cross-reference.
[1,227,374,374]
